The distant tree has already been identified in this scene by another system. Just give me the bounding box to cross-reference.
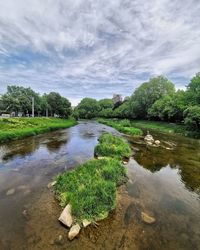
[1,85,41,115]
[130,76,175,119]
[98,99,114,110]
[186,72,200,105]
[184,106,200,131]
[75,98,100,119]
[148,90,187,122]
[46,92,71,117]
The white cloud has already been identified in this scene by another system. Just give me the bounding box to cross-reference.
[0,0,199,104]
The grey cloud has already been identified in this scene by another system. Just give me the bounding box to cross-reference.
[0,0,200,105]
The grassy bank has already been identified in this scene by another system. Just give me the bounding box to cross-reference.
[54,133,131,222]
[96,118,143,136]
[96,118,196,137]
[0,117,77,143]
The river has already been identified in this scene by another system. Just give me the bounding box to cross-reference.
[0,121,199,250]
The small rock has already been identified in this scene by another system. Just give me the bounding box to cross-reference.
[22,209,30,220]
[82,219,91,228]
[47,181,57,188]
[68,224,81,240]
[146,141,153,146]
[123,161,128,165]
[141,212,156,224]
[6,188,15,196]
[155,140,160,145]
[97,156,107,160]
[58,204,73,227]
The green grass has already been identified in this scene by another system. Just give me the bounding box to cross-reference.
[96,118,143,136]
[54,133,130,222]
[0,117,77,143]
[96,118,194,137]
[94,133,132,160]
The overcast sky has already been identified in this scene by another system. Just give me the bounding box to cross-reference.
[0,0,200,105]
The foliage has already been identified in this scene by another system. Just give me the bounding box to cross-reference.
[97,118,143,136]
[129,76,175,119]
[46,92,71,117]
[74,98,100,119]
[186,72,200,105]
[0,117,77,143]
[55,153,128,221]
[0,85,72,118]
[94,133,132,160]
[148,90,187,122]
[184,106,200,132]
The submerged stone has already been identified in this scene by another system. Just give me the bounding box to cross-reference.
[6,188,15,196]
[68,224,81,240]
[58,204,73,227]
[141,212,156,224]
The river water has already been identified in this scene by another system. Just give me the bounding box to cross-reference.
[0,121,199,250]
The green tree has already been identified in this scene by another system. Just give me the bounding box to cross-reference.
[98,99,114,110]
[148,90,187,122]
[130,76,175,119]
[1,85,41,115]
[46,92,71,117]
[74,98,100,119]
[184,106,200,131]
[186,72,200,105]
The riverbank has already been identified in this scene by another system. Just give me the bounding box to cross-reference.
[96,118,143,136]
[54,133,131,240]
[96,118,198,138]
[0,117,77,143]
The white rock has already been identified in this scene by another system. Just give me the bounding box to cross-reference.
[141,212,156,224]
[155,140,160,145]
[58,204,73,227]
[6,188,15,196]
[47,181,57,188]
[68,224,81,240]
[82,219,91,228]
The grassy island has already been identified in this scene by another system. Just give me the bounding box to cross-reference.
[54,133,131,222]
[0,117,77,143]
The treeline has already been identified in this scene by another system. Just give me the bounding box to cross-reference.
[0,85,71,117]
[74,73,200,136]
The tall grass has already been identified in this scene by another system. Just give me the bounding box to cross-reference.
[54,133,131,222]
[96,118,143,136]
[0,117,77,143]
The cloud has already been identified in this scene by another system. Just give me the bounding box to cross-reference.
[0,0,199,105]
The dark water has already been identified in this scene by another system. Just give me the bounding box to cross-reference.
[0,121,199,250]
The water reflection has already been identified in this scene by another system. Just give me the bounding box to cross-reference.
[128,132,200,195]
[0,121,199,250]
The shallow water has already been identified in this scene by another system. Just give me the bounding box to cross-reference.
[0,121,199,250]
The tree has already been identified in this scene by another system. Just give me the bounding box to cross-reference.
[1,85,41,115]
[130,76,175,119]
[75,98,100,119]
[148,90,187,122]
[98,99,114,110]
[184,106,200,131]
[186,72,200,105]
[46,92,71,117]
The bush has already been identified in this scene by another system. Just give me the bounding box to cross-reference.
[184,106,200,135]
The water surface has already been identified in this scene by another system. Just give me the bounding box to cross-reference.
[0,121,199,250]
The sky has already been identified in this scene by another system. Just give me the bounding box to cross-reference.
[0,0,200,105]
